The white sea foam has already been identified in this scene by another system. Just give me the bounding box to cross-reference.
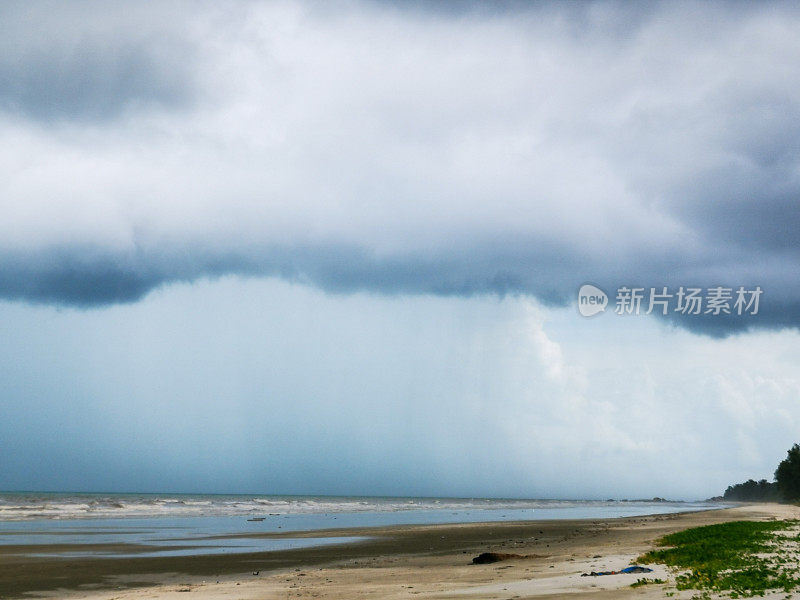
[0,493,705,521]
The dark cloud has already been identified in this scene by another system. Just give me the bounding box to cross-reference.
[0,0,798,337]
[0,42,194,122]
[0,236,795,337]
[0,241,580,307]
[0,3,195,122]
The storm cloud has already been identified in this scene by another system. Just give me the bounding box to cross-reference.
[0,2,195,121]
[1,0,799,334]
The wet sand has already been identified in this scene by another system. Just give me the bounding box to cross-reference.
[2,503,796,599]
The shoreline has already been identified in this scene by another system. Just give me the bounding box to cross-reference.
[1,503,796,599]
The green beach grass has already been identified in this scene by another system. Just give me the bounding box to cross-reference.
[638,520,800,598]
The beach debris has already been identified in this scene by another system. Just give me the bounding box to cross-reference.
[473,552,521,564]
[581,565,653,577]
[471,552,545,564]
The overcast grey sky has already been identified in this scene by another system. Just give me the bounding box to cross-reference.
[1,1,799,499]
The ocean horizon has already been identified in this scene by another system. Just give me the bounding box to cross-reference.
[0,491,719,522]
[0,492,726,559]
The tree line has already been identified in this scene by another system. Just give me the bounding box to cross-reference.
[724,444,800,502]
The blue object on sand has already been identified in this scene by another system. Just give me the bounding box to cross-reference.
[620,566,653,574]
[582,565,654,577]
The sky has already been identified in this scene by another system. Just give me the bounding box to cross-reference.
[1,0,799,500]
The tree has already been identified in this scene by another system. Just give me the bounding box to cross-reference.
[723,478,778,501]
[775,444,800,502]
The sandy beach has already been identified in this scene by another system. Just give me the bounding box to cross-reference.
[1,503,796,600]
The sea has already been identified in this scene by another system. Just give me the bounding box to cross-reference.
[0,492,725,559]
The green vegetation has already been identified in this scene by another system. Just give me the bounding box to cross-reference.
[723,479,778,502]
[724,443,800,502]
[638,520,800,598]
[776,444,800,502]
[630,577,666,587]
